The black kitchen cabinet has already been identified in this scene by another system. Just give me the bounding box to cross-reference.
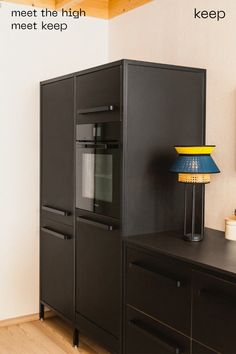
[124,229,236,354]
[40,76,75,327]
[40,60,206,352]
[41,77,74,225]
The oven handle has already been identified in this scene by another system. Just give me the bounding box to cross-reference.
[77,216,116,231]
[76,142,119,149]
[77,143,108,149]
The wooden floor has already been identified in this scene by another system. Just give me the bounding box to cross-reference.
[0,316,110,354]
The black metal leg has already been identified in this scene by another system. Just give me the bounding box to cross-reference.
[73,328,79,347]
[40,303,45,321]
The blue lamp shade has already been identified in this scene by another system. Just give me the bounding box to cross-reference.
[170,155,220,174]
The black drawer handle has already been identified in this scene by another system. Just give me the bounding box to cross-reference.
[198,288,236,305]
[77,216,115,231]
[41,227,71,240]
[129,320,182,354]
[42,205,70,216]
[77,143,108,149]
[77,105,115,115]
[129,262,181,288]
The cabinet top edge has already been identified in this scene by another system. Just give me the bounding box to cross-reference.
[124,228,236,280]
[40,59,206,85]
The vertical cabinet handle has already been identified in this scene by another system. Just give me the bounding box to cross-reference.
[129,262,181,288]
[41,227,70,240]
[129,320,182,354]
[42,205,70,216]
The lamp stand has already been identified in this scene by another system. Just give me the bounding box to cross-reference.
[183,183,204,242]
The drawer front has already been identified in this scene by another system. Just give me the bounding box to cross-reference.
[192,270,236,353]
[192,341,218,354]
[76,66,121,123]
[40,219,74,320]
[125,306,190,354]
[126,247,191,335]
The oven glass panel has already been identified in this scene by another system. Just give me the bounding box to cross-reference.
[82,153,113,203]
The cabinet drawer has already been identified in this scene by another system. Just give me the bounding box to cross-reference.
[40,219,74,320]
[126,247,191,335]
[76,66,121,123]
[192,270,236,353]
[192,341,218,354]
[125,306,190,354]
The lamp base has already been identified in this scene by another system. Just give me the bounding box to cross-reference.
[184,233,203,242]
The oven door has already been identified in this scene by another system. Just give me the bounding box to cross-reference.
[76,142,120,219]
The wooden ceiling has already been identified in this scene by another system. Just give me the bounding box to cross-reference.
[4,0,153,18]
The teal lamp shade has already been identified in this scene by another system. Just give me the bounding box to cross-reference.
[170,145,220,184]
[170,155,220,174]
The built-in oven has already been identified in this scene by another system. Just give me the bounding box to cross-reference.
[76,122,120,219]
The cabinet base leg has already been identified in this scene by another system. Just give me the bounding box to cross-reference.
[40,303,45,321]
[73,328,79,347]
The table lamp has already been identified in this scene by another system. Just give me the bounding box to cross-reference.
[170,145,220,242]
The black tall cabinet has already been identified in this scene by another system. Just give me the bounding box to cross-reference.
[40,60,206,353]
[40,77,75,321]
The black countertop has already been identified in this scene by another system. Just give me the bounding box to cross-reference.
[124,228,236,279]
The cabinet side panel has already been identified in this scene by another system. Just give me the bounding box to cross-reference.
[124,65,205,236]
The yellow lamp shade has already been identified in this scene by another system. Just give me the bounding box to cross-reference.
[175,145,215,155]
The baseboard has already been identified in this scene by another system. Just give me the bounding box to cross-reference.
[0,310,56,327]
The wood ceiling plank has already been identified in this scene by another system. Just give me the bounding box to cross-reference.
[109,0,152,18]
[55,0,83,10]
[73,0,109,19]
[2,0,55,8]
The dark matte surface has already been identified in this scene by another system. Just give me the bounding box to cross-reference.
[75,216,121,338]
[125,306,191,354]
[76,65,121,123]
[40,219,74,320]
[122,62,205,236]
[192,341,217,354]
[126,247,191,336]
[40,78,74,225]
[192,270,236,353]
[124,228,236,278]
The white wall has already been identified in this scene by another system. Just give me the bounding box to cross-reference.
[1,0,236,322]
[0,2,108,320]
[109,0,236,231]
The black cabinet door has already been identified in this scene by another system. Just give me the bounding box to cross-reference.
[76,65,121,123]
[192,270,236,354]
[40,219,74,320]
[41,78,74,225]
[76,216,121,338]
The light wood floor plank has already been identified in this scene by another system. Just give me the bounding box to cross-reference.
[0,316,110,354]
